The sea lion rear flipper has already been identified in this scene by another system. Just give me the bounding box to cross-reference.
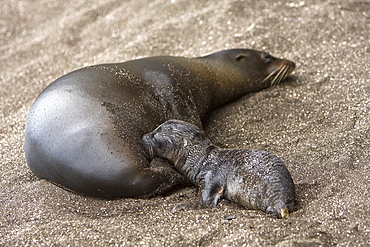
[266,199,291,218]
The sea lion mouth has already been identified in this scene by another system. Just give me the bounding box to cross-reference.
[263,61,295,87]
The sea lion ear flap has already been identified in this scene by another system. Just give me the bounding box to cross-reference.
[235,54,247,61]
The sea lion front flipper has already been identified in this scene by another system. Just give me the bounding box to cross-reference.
[200,170,226,207]
[144,157,190,196]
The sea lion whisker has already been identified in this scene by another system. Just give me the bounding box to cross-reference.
[281,66,289,79]
[271,65,287,86]
[275,64,292,86]
[262,68,278,84]
[284,67,292,80]
[283,64,292,78]
[148,145,155,160]
[276,68,286,85]
[262,66,281,86]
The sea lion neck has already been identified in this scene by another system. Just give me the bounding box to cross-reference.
[117,51,294,119]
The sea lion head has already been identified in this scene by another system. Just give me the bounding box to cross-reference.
[142,120,209,162]
[201,49,296,88]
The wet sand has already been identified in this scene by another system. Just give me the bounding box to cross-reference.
[1,0,369,245]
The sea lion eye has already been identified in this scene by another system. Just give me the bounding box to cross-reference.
[262,53,274,63]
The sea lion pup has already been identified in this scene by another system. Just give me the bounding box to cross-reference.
[24,49,295,198]
[143,120,295,218]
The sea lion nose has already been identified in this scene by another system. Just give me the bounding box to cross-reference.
[290,61,296,69]
[282,59,295,70]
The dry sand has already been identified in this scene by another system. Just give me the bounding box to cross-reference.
[1,0,369,246]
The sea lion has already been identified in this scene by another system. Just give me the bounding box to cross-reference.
[142,120,295,218]
[24,49,295,198]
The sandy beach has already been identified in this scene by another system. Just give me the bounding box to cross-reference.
[1,0,369,245]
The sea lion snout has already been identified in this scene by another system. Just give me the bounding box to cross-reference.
[263,58,296,86]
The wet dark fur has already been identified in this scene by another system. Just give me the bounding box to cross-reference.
[143,120,295,218]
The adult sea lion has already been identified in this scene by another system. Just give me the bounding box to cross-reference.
[142,120,295,218]
[24,49,295,199]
